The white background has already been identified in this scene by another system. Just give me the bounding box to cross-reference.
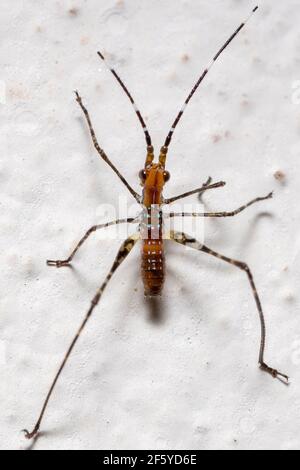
[1,0,300,450]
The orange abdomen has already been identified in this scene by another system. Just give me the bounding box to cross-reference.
[141,239,165,296]
[140,204,165,296]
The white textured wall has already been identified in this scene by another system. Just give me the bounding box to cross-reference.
[1,0,299,450]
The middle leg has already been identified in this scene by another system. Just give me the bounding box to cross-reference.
[47,218,136,267]
[167,192,273,219]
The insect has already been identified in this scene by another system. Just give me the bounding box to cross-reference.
[23,5,288,440]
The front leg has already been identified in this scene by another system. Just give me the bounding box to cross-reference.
[170,230,289,382]
[47,218,135,267]
[164,180,225,204]
[75,91,141,203]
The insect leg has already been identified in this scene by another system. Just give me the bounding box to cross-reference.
[167,192,273,219]
[198,176,212,203]
[47,218,137,267]
[170,230,289,382]
[164,180,225,204]
[23,233,139,440]
[75,91,141,203]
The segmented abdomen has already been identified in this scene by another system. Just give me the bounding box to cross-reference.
[141,239,165,296]
[140,207,165,296]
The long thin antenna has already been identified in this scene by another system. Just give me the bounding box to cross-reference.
[159,6,259,166]
[97,51,152,150]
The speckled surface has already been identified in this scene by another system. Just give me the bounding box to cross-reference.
[1,0,299,450]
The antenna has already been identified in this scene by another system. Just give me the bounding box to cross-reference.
[97,51,153,151]
[159,6,259,167]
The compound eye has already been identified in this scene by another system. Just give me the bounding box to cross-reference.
[163,170,170,183]
[139,169,147,182]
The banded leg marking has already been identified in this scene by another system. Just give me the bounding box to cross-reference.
[23,233,139,440]
[170,231,288,382]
